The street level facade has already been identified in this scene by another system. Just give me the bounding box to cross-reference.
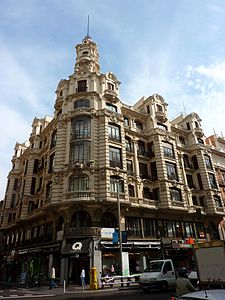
[0,35,224,286]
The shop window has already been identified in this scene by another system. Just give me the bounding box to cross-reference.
[125,217,142,238]
[143,218,157,237]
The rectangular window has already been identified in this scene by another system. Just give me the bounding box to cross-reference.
[143,218,156,237]
[108,123,121,142]
[139,163,148,179]
[170,188,182,202]
[197,173,203,190]
[107,82,114,90]
[13,178,19,191]
[33,159,39,174]
[199,196,206,207]
[109,146,122,168]
[126,160,133,175]
[135,121,143,130]
[124,117,129,126]
[152,188,160,200]
[70,141,91,164]
[10,194,16,208]
[125,136,134,153]
[46,182,52,199]
[195,223,205,239]
[128,185,135,197]
[150,162,158,180]
[192,155,199,169]
[184,222,194,238]
[77,80,87,92]
[156,104,163,112]
[48,153,55,173]
[147,142,155,158]
[110,177,124,193]
[166,162,178,181]
[137,140,146,156]
[208,173,217,189]
[125,217,142,238]
[183,154,193,169]
[192,196,198,206]
[30,177,36,195]
[143,187,152,199]
[50,130,57,148]
[214,195,222,208]
[163,141,174,158]
[186,174,195,188]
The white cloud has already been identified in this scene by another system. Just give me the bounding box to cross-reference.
[0,106,31,200]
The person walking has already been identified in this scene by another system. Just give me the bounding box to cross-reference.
[49,266,57,289]
[80,268,86,291]
[176,268,197,297]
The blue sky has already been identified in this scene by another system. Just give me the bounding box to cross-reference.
[1,0,225,199]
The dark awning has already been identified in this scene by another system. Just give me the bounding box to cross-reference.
[62,238,91,255]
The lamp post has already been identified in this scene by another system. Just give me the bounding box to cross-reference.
[116,178,123,278]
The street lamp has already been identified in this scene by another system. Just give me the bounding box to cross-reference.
[116,178,123,279]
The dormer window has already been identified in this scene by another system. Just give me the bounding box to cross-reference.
[107,83,114,90]
[82,51,89,55]
[156,104,163,112]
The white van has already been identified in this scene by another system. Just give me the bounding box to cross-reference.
[139,259,176,293]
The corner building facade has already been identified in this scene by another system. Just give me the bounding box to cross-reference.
[1,35,224,285]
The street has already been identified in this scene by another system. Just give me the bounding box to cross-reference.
[0,285,173,300]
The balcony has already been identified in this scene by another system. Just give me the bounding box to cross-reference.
[54,96,63,110]
[194,127,204,138]
[104,89,119,102]
[155,111,167,122]
[65,191,95,201]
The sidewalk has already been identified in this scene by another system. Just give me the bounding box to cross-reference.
[19,282,140,296]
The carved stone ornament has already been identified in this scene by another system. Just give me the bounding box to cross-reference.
[99,169,106,180]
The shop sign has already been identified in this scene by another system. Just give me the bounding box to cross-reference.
[101,228,115,239]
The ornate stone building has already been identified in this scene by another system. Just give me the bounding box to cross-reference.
[0,35,224,285]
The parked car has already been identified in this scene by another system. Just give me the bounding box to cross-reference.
[169,289,225,300]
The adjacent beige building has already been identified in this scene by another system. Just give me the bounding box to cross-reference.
[0,35,224,286]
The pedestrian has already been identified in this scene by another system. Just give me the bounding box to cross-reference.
[80,267,86,290]
[176,267,197,297]
[49,266,57,289]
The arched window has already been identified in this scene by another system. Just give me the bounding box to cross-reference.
[69,174,89,191]
[101,212,117,228]
[71,211,92,227]
[74,99,90,108]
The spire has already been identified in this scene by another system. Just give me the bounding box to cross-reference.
[86,15,91,39]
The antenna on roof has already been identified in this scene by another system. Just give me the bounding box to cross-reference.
[182,99,186,115]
